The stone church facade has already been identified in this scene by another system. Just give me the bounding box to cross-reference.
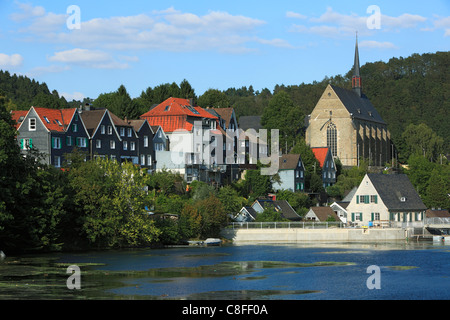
[305,38,392,168]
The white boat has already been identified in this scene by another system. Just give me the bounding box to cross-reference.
[204,238,221,246]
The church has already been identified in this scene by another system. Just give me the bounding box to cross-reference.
[305,37,392,168]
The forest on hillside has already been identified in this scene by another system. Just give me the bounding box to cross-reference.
[1,51,448,162]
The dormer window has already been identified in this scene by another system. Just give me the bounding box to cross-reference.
[164,105,170,111]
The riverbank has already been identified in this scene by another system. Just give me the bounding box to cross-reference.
[221,227,409,243]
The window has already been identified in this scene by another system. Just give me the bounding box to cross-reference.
[123,141,128,150]
[327,122,337,158]
[52,137,61,149]
[73,124,78,132]
[147,155,152,166]
[370,195,378,204]
[107,126,112,135]
[29,118,36,131]
[352,212,363,221]
[76,137,87,148]
[54,156,61,168]
[141,154,145,165]
[120,128,125,136]
[43,116,50,123]
[296,171,299,178]
[20,138,33,150]
[96,139,101,148]
[372,212,380,221]
[110,140,115,149]
[66,136,73,146]
[130,141,135,151]
[158,131,162,138]
[357,195,370,204]
[101,125,105,134]
[127,128,132,137]
[144,136,148,147]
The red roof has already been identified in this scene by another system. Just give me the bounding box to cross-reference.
[140,97,217,133]
[311,147,329,168]
[10,110,28,129]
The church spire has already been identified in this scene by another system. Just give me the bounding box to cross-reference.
[352,32,362,97]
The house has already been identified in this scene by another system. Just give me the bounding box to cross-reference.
[272,154,305,192]
[305,37,392,167]
[251,198,301,221]
[305,206,341,222]
[346,173,427,227]
[328,187,357,223]
[329,202,349,223]
[237,115,268,165]
[234,206,258,222]
[152,125,169,152]
[129,119,155,170]
[107,113,139,164]
[15,107,89,167]
[140,97,224,184]
[311,147,336,188]
[80,108,123,161]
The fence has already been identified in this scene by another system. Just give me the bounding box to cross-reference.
[425,217,450,225]
[229,221,345,230]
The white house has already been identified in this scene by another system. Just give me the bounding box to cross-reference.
[346,173,427,227]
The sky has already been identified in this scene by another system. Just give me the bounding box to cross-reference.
[0,0,449,102]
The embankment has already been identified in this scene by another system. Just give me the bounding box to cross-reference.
[221,227,407,243]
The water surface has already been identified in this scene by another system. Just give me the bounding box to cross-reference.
[1,241,449,300]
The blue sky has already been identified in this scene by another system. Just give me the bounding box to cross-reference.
[0,0,449,102]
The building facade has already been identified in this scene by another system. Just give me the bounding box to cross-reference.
[305,38,392,167]
[346,173,427,227]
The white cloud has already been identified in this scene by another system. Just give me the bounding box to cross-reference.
[0,53,23,67]
[10,2,45,21]
[286,11,307,20]
[48,48,129,69]
[11,4,285,53]
[289,7,428,38]
[432,16,450,36]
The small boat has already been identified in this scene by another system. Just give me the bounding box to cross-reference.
[204,238,221,246]
[0,250,5,260]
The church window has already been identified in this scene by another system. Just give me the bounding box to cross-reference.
[327,123,337,158]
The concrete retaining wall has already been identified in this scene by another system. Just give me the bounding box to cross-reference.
[220,228,407,243]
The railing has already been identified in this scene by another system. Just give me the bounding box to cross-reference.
[229,221,345,229]
[425,217,450,225]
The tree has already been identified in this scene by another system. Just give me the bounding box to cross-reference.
[68,158,160,248]
[261,91,304,152]
[217,185,245,216]
[424,168,450,210]
[402,123,444,162]
[198,89,230,108]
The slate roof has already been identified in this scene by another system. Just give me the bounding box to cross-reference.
[238,115,262,131]
[254,199,301,221]
[330,85,386,125]
[367,173,427,211]
[279,154,302,170]
[241,206,258,220]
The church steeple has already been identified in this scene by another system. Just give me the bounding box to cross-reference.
[352,33,362,97]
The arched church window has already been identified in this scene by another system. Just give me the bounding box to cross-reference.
[327,123,337,158]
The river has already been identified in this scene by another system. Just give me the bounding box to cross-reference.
[1,241,449,300]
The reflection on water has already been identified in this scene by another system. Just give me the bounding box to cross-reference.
[1,241,450,300]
